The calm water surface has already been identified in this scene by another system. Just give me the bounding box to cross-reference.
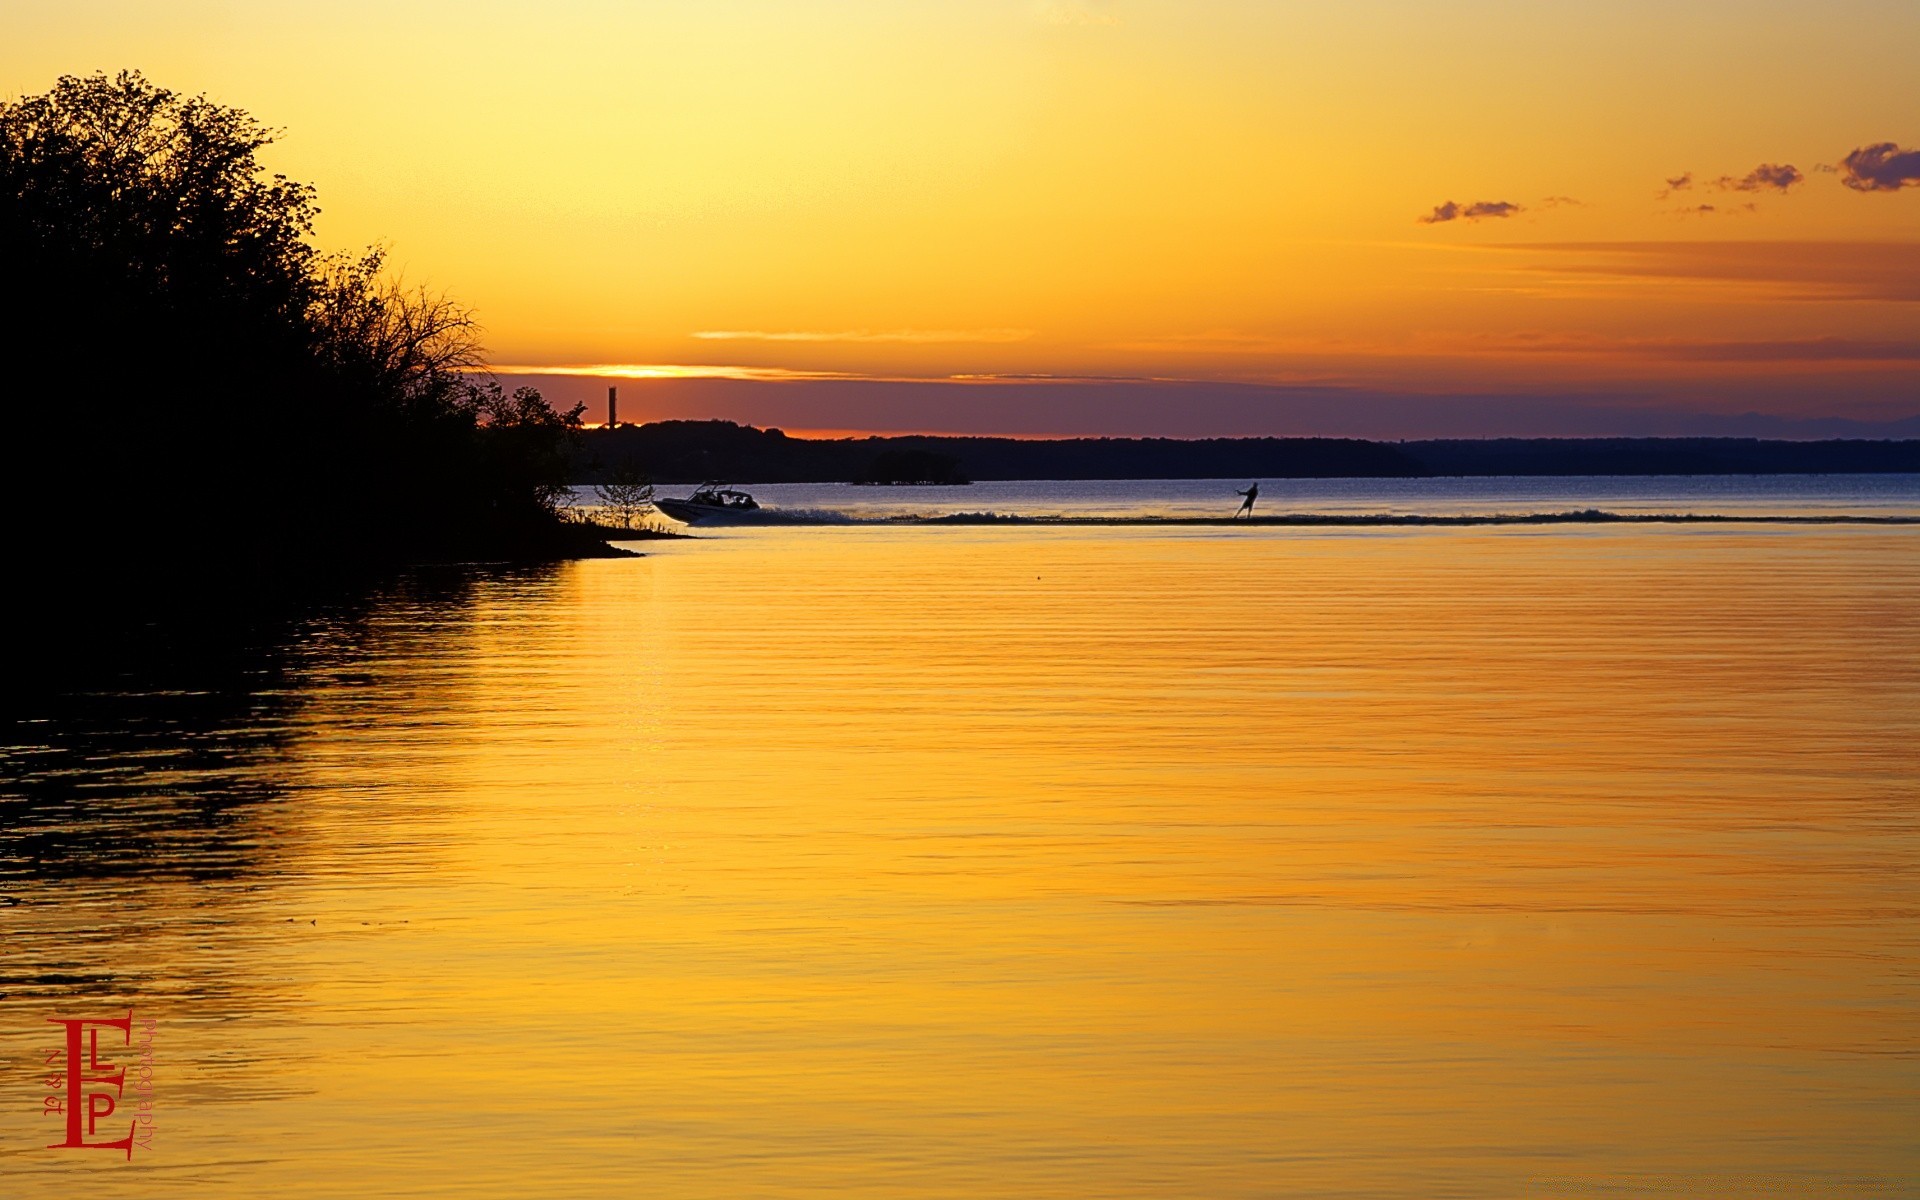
[3,517,1917,1197]
[606,473,1920,522]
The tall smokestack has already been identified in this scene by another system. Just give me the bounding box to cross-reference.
[608,386,618,429]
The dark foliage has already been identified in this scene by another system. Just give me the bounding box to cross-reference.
[579,421,1423,483]
[576,421,1920,484]
[855,449,970,485]
[0,71,608,621]
[591,458,656,528]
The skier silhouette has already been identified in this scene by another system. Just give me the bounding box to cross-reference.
[1234,482,1260,518]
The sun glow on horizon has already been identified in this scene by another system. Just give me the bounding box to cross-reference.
[483,363,860,383]
[5,1,1916,434]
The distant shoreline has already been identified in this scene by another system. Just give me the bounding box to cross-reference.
[577,423,1920,486]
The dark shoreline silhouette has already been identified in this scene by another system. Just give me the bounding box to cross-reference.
[3,70,624,639]
[852,448,971,486]
[578,421,1920,485]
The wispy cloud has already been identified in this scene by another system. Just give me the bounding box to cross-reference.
[1495,334,1920,363]
[1839,142,1920,192]
[1646,338,1920,363]
[1713,163,1803,192]
[1496,241,1920,302]
[484,363,863,381]
[1418,200,1522,225]
[692,328,1033,344]
[1656,172,1693,199]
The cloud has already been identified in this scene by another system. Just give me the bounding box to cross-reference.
[1839,142,1920,192]
[1497,241,1920,302]
[478,371,1920,440]
[1656,172,1693,199]
[1714,163,1803,192]
[1501,335,1920,363]
[1539,195,1587,208]
[1644,338,1920,363]
[692,328,1033,344]
[484,363,861,382]
[1674,202,1755,216]
[1419,200,1522,224]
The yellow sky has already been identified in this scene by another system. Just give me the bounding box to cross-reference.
[4,0,1916,433]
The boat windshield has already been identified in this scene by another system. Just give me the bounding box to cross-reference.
[687,484,759,509]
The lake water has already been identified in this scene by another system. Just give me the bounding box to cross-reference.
[587,473,1920,523]
[3,478,1918,1198]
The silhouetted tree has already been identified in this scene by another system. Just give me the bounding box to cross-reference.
[463,381,588,517]
[0,70,612,611]
[593,461,656,528]
[309,247,482,412]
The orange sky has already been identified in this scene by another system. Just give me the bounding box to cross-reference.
[5,1,1916,435]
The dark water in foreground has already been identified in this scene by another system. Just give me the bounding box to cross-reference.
[2,495,1918,1196]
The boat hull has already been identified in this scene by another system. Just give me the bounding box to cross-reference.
[654,498,765,525]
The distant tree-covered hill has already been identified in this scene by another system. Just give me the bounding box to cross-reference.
[577,421,1920,484]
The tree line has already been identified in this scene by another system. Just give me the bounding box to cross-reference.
[0,71,609,616]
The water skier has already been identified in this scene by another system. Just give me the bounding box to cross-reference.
[1235,482,1259,518]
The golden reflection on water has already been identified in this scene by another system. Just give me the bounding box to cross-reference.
[3,526,1918,1197]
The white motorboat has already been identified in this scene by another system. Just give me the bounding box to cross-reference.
[653,483,765,525]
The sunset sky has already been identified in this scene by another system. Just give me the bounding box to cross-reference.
[6,0,1916,436]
